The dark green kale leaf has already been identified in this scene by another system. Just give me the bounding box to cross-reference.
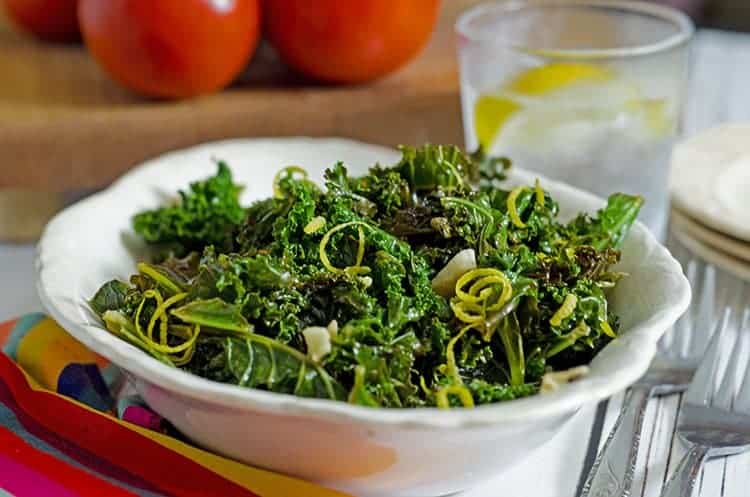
[185,336,346,400]
[195,247,295,304]
[303,273,380,331]
[236,198,278,253]
[567,193,644,250]
[471,146,511,186]
[324,321,423,407]
[267,171,322,268]
[242,288,308,345]
[396,144,477,192]
[467,380,537,403]
[381,205,437,238]
[133,162,245,254]
[324,162,380,218]
[575,246,621,281]
[439,194,508,263]
[90,280,130,315]
[170,298,252,333]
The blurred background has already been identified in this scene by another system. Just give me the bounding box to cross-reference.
[665,0,750,30]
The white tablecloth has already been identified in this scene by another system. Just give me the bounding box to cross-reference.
[2,28,750,497]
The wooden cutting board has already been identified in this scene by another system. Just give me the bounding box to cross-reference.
[0,1,482,193]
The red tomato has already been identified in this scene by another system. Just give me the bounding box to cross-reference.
[2,0,79,42]
[263,0,440,84]
[78,0,261,98]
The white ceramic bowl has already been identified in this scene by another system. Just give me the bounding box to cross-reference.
[36,138,690,497]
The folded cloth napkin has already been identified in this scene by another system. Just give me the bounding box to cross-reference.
[0,314,351,497]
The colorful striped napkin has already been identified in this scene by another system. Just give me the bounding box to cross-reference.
[0,314,351,497]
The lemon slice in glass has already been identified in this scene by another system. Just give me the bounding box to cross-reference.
[474,62,672,152]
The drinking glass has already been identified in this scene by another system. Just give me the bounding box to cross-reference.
[456,0,694,237]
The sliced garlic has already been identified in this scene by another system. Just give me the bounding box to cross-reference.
[327,320,339,338]
[302,326,332,362]
[540,366,590,393]
[431,248,477,298]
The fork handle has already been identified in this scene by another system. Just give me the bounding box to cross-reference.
[580,385,652,497]
[660,444,710,497]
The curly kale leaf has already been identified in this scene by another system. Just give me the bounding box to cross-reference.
[196,247,295,302]
[396,144,478,192]
[266,173,322,268]
[471,146,511,187]
[133,162,245,254]
[236,198,278,253]
[468,380,537,403]
[324,162,379,218]
[324,321,423,407]
[242,288,308,345]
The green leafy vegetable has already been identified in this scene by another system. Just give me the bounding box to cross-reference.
[91,144,642,408]
[170,298,253,334]
[186,336,346,400]
[396,144,477,192]
[90,280,130,315]
[568,193,644,250]
[133,162,246,254]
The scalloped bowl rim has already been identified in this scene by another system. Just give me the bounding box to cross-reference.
[36,137,691,430]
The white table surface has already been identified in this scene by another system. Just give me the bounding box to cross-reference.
[2,28,750,497]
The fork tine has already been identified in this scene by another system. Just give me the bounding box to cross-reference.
[690,263,716,356]
[733,309,750,413]
[718,273,744,323]
[669,260,698,357]
[713,322,741,409]
[685,308,732,406]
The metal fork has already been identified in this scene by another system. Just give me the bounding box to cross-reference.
[581,260,716,497]
[660,308,750,497]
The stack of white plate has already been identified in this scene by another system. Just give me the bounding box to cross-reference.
[670,124,750,282]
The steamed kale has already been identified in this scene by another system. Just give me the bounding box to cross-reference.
[132,162,245,254]
[92,145,643,408]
